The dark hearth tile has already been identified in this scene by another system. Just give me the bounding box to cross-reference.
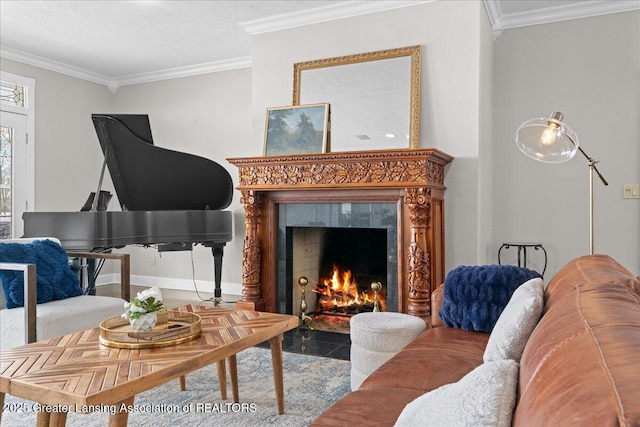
[307,329,351,344]
[325,345,351,361]
[254,328,351,360]
[287,339,343,358]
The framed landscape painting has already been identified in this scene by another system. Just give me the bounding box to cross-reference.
[263,103,330,156]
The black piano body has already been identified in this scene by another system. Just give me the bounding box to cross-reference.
[23,114,234,301]
[21,210,232,252]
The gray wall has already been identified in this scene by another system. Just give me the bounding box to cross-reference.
[493,11,640,277]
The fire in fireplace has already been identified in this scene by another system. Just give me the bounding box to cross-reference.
[314,264,387,314]
[290,225,390,333]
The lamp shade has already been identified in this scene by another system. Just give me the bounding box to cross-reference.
[515,112,579,163]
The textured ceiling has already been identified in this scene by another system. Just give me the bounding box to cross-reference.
[0,0,338,80]
[1,0,638,89]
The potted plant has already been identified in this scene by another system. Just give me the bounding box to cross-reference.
[122,287,166,331]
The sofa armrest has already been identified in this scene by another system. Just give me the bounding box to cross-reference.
[66,252,130,301]
[0,262,37,343]
[431,283,445,328]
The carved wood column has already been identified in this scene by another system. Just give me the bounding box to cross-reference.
[405,187,431,318]
[237,190,266,311]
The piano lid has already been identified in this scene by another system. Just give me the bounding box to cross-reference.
[92,114,233,212]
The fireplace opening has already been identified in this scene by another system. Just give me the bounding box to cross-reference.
[275,201,398,334]
[290,226,390,333]
[315,263,387,315]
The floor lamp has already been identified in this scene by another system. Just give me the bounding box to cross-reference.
[515,112,608,255]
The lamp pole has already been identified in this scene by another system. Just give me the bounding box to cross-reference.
[589,161,594,255]
[563,135,608,255]
[577,147,608,255]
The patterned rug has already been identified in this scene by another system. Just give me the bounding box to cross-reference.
[1,347,350,426]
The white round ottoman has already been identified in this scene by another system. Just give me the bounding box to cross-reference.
[350,312,427,391]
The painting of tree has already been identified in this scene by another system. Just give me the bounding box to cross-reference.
[264,104,329,156]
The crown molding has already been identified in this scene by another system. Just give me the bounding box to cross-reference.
[482,0,503,39]
[113,56,252,90]
[0,44,252,92]
[485,0,640,33]
[1,45,113,88]
[240,0,433,34]
[0,44,251,92]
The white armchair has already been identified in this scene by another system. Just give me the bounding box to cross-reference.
[0,237,129,350]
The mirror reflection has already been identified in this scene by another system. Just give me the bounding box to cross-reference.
[293,45,421,152]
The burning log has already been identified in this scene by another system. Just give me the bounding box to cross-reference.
[313,264,387,314]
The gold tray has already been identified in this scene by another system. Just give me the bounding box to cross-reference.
[99,312,201,349]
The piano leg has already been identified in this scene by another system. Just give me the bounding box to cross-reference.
[211,244,225,305]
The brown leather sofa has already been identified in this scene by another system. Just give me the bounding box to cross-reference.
[311,254,640,426]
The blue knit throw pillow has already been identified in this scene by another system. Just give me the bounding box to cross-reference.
[0,239,82,308]
[438,265,542,332]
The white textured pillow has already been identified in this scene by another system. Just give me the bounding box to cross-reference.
[483,277,544,363]
[394,359,519,427]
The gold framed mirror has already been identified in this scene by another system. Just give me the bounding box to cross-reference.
[293,45,421,152]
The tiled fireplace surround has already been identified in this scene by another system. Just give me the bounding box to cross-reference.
[284,206,396,321]
[227,149,453,323]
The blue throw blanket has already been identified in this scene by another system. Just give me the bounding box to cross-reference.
[0,239,82,308]
[438,264,542,332]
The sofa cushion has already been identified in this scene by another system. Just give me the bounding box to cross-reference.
[514,255,640,426]
[394,359,519,427]
[544,254,640,305]
[439,264,542,332]
[483,277,544,363]
[310,388,425,427]
[360,327,489,392]
[0,239,82,308]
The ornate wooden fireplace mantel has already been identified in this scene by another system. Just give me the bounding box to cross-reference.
[227,148,453,320]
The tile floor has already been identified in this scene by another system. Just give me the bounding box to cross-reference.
[256,328,351,360]
[97,284,350,361]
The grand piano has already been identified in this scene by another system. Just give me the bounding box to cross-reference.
[22,114,233,302]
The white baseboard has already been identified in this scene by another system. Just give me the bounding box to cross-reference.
[95,273,243,297]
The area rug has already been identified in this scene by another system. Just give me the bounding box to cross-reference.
[1,347,350,426]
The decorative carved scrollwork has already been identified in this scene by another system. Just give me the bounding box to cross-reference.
[237,158,441,187]
[240,191,263,303]
[405,187,432,317]
[408,242,429,293]
[405,187,431,227]
[230,150,449,189]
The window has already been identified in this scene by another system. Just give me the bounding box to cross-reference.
[0,72,35,239]
[0,81,25,107]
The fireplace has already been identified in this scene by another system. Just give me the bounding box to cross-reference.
[283,210,396,332]
[227,149,453,324]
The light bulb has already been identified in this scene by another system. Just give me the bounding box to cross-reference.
[540,125,558,145]
[539,111,564,146]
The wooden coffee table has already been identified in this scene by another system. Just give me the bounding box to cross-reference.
[0,306,298,426]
